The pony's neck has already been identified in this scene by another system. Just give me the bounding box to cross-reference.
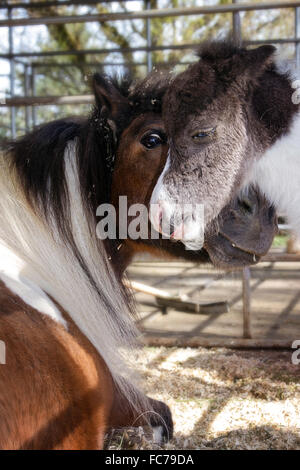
[0,143,139,401]
[246,111,300,234]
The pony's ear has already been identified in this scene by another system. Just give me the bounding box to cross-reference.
[92,73,129,122]
[227,45,276,86]
[241,45,276,76]
[199,42,276,87]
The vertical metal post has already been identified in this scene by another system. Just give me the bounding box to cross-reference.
[31,65,37,127]
[146,0,152,73]
[24,64,30,132]
[232,0,242,46]
[8,7,16,138]
[295,7,300,72]
[242,267,252,339]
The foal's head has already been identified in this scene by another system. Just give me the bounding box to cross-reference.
[150,41,297,250]
[105,74,277,269]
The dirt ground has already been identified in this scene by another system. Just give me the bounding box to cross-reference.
[106,346,300,450]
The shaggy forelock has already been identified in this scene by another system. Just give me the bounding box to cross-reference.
[196,39,247,63]
[162,61,217,136]
[129,71,173,115]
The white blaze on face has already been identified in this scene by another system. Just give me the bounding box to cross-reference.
[149,152,172,231]
[149,152,204,251]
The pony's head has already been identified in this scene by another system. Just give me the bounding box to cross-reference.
[107,73,277,269]
[150,40,294,250]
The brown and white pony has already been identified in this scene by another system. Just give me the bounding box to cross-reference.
[0,71,276,450]
[150,40,300,249]
[0,74,175,450]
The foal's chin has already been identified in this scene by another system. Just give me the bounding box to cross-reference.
[204,234,261,270]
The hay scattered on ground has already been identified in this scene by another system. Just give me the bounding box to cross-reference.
[106,347,300,450]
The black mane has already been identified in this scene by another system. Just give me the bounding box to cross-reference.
[128,71,172,114]
[1,71,171,277]
[3,72,171,223]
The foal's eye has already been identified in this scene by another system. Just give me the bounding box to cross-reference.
[141,133,163,149]
[192,127,216,140]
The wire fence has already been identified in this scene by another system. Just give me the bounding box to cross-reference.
[0,0,300,139]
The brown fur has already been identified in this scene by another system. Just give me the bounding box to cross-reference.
[0,281,114,449]
[0,278,170,449]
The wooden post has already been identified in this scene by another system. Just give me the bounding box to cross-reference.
[242,266,252,339]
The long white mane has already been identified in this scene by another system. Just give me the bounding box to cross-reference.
[0,141,143,407]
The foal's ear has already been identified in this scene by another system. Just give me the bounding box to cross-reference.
[230,45,276,87]
[201,43,276,87]
[216,45,277,92]
[92,73,129,122]
[243,45,276,75]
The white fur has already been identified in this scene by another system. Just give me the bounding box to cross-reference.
[149,152,172,227]
[150,151,204,250]
[0,143,143,406]
[152,425,164,445]
[244,112,300,235]
[0,244,66,327]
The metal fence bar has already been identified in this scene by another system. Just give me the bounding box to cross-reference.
[24,64,31,132]
[0,0,140,8]
[296,6,300,70]
[1,0,300,136]
[245,38,300,45]
[232,0,242,46]
[28,60,198,69]
[0,95,94,107]
[8,8,16,138]
[0,0,297,11]
[31,61,147,68]
[2,37,300,61]
[0,43,197,59]
[146,0,152,73]
[31,66,37,127]
[1,2,300,28]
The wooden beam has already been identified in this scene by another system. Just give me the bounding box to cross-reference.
[142,335,293,350]
[262,253,300,262]
[126,280,228,315]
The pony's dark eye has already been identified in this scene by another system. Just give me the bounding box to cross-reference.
[141,133,163,149]
[192,127,216,140]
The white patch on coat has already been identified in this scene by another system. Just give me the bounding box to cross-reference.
[244,112,300,235]
[0,246,66,327]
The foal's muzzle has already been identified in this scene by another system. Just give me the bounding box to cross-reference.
[149,200,204,250]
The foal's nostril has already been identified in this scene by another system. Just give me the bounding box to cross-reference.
[169,222,176,238]
[162,214,175,237]
[238,197,254,215]
[268,205,276,219]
